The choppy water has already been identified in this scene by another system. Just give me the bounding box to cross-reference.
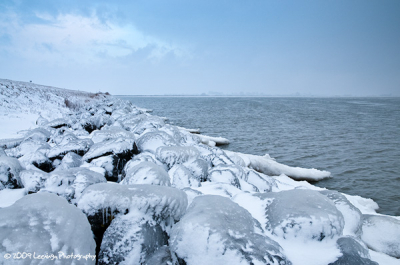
[122,96,400,216]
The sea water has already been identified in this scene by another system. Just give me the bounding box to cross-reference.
[121,96,400,216]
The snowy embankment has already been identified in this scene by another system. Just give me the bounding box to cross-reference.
[0,79,399,265]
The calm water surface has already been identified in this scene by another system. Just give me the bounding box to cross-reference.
[122,96,400,216]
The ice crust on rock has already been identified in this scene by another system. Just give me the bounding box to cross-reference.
[329,236,378,265]
[320,190,363,236]
[169,195,292,265]
[19,169,49,193]
[0,193,96,265]
[121,161,171,186]
[42,167,106,203]
[136,131,177,154]
[155,146,200,169]
[251,189,344,241]
[361,214,400,258]
[0,156,23,190]
[169,164,200,189]
[83,137,137,162]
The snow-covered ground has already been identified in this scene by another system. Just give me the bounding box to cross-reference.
[0,78,399,265]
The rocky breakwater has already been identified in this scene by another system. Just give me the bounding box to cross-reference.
[0,80,399,265]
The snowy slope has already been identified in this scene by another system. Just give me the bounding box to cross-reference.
[0,79,108,139]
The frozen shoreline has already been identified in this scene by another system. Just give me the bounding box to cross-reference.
[0,79,399,265]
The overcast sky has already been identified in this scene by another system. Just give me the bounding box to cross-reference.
[1,0,399,96]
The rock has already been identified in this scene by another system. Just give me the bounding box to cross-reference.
[136,131,177,154]
[19,169,49,193]
[329,237,378,265]
[0,156,23,190]
[256,189,344,241]
[169,195,291,265]
[361,214,400,258]
[47,138,93,160]
[320,190,363,236]
[42,167,106,203]
[121,161,171,186]
[207,164,243,189]
[156,146,200,169]
[77,183,187,261]
[0,193,96,265]
[98,215,169,265]
[169,164,200,189]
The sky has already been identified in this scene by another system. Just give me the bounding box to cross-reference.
[0,0,399,96]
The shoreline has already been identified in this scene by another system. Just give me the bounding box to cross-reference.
[0,79,399,265]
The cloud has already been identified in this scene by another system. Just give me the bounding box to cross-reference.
[0,11,188,66]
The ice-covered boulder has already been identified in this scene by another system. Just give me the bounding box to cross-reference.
[169,164,200,189]
[361,214,400,258]
[23,127,51,142]
[252,189,344,241]
[245,169,277,193]
[156,146,200,168]
[121,161,171,186]
[77,183,187,262]
[44,118,70,129]
[207,164,244,189]
[90,126,135,143]
[56,151,82,170]
[130,115,166,135]
[42,167,106,202]
[47,138,93,160]
[195,182,243,198]
[19,169,49,193]
[0,156,23,190]
[83,137,137,162]
[98,214,169,265]
[144,245,173,265]
[183,158,210,182]
[320,190,363,236]
[169,195,291,265]
[0,193,96,264]
[5,139,50,158]
[18,150,54,172]
[136,131,177,154]
[329,237,378,265]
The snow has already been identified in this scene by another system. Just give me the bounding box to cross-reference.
[169,195,291,265]
[0,188,25,208]
[121,161,171,186]
[361,214,400,258]
[0,193,96,264]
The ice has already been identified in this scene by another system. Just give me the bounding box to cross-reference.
[194,134,230,147]
[169,195,291,265]
[42,167,107,203]
[250,189,344,241]
[56,151,83,170]
[0,193,96,264]
[90,126,135,143]
[320,190,363,236]
[83,137,137,162]
[0,156,23,190]
[77,183,187,226]
[44,118,70,129]
[361,214,400,258]
[230,151,331,181]
[5,139,50,158]
[23,128,51,142]
[156,146,200,168]
[136,131,177,154]
[207,164,243,188]
[329,236,378,265]
[98,213,169,265]
[121,161,171,186]
[47,138,93,159]
[245,169,277,193]
[0,188,25,208]
[19,169,49,193]
[182,158,210,182]
[169,164,200,189]
[195,182,243,198]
